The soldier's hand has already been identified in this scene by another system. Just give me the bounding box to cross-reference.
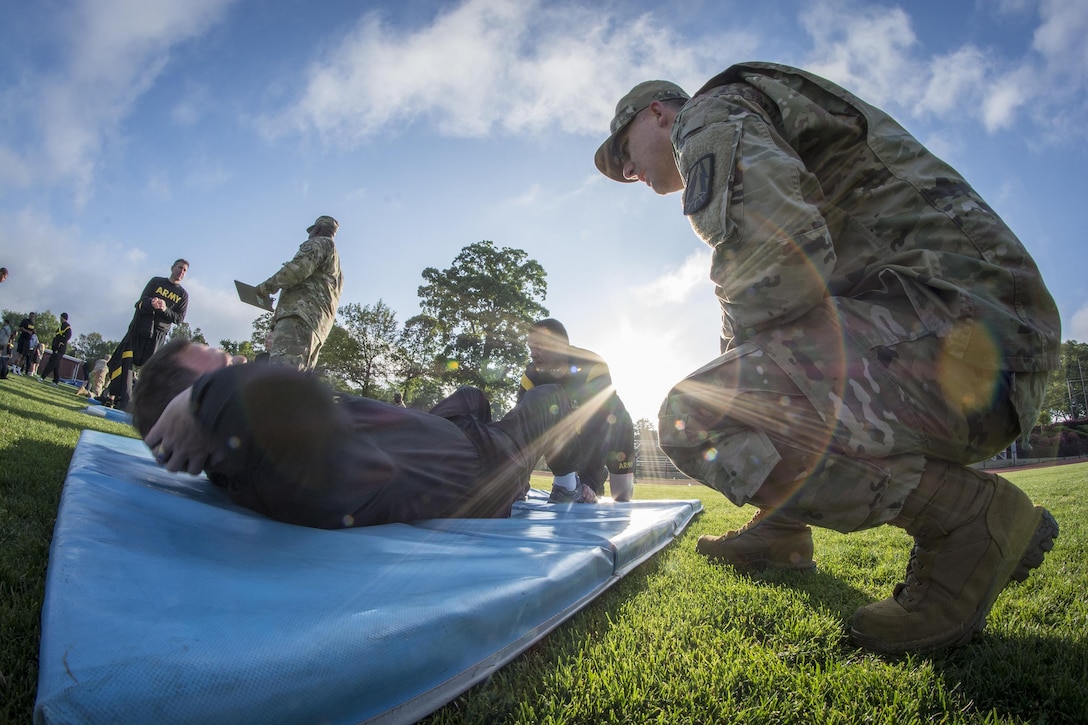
[145,389,219,476]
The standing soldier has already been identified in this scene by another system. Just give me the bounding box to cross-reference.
[38,312,72,385]
[101,259,189,409]
[255,215,343,371]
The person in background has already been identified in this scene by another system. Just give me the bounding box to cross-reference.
[101,259,189,409]
[0,317,14,356]
[255,215,343,371]
[519,318,635,503]
[38,312,72,385]
[77,359,110,398]
[12,312,36,374]
[0,317,13,379]
[595,62,1059,654]
[27,335,43,377]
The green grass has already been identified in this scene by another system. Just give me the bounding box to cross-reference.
[3,374,1087,723]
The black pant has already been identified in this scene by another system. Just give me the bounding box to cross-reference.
[105,330,165,405]
[39,345,66,382]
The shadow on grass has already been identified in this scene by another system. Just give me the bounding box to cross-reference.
[0,397,133,438]
[752,562,1088,720]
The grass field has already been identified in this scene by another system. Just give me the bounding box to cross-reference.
[2,372,1087,723]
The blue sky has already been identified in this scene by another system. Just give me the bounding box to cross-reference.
[1,0,1085,421]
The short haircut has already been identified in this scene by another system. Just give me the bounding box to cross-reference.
[529,318,569,343]
[130,338,201,438]
[173,258,190,268]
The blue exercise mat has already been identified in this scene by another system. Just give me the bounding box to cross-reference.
[81,404,132,425]
[35,430,702,724]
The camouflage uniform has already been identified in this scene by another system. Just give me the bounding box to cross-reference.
[257,216,343,371]
[657,63,1060,533]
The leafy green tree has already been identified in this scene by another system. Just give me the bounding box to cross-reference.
[219,338,256,359]
[250,312,273,353]
[69,332,117,363]
[169,322,206,344]
[1043,340,1088,422]
[417,241,547,412]
[391,314,446,406]
[319,300,399,397]
[30,311,60,343]
[314,324,358,393]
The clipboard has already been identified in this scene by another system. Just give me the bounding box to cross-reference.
[234,280,275,312]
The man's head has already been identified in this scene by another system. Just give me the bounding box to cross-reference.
[170,259,189,283]
[595,80,689,194]
[130,338,246,437]
[527,318,570,371]
[28,312,36,320]
[60,312,68,322]
[307,215,339,238]
[0,267,8,283]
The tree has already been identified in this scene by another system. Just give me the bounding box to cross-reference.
[391,314,446,407]
[250,312,273,353]
[417,241,548,413]
[31,310,61,343]
[1043,340,1088,422]
[219,338,256,359]
[168,322,206,344]
[319,300,399,397]
[70,332,117,363]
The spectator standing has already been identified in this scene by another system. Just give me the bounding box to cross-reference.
[38,312,72,385]
[12,312,36,374]
[101,260,189,409]
[254,216,343,371]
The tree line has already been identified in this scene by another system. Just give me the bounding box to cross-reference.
[9,242,1088,432]
[4,241,544,417]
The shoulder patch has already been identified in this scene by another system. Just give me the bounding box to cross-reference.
[683,153,715,216]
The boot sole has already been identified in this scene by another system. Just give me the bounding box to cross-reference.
[964,506,1060,642]
[1008,507,1059,584]
[850,506,1059,654]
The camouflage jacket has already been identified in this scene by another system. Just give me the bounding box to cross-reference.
[260,235,343,340]
[672,62,1060,375]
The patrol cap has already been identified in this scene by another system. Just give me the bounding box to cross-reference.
[594,80,689,183]
[307,215,340,235]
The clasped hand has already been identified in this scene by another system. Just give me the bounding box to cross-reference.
[144,389,219,476]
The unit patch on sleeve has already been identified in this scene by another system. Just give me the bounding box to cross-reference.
[683,153,715,216]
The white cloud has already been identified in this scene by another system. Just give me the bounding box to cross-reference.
[799,2,921,108]
[0,0,235,202]
[918,47,991,117]
[794,0,1087,143]
[636,247,713,304]
[1070,302,1088,343]
[1033,0,1088,75]
[262,0,736,147]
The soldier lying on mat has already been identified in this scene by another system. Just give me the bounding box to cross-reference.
[131,339,594,529]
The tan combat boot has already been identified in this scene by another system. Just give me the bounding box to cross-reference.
[851,463,1058,654]
[697,508,816,573]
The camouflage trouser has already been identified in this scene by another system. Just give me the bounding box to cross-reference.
[267,316,324,372]
[659,298,1041,533]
